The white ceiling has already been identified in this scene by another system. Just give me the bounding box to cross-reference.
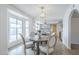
[12,4,71,21]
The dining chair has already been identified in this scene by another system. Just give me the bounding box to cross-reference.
[39,33,57,55]
[20,34,34,55]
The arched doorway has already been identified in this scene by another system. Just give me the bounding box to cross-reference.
[70,9,79,49]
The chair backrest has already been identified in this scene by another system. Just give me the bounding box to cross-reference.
[20,34,26,48]
[20,34,27,55]
[30,32,35,38]
[48,33,57,48]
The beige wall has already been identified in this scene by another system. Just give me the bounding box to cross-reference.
[71,18,79,44]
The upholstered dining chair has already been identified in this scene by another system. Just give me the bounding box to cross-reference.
[20,34,34,55]
[39,33,57,55]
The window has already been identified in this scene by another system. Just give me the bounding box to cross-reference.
[25,21,29,38]
[35,21,40,31]
[9,17,23,43]
[9,18,17,43]
[17,19,22,40]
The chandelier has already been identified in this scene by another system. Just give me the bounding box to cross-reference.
[39,6,47,24]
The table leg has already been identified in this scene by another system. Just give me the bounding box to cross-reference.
[32,41,35,50]
[36,42,40,55]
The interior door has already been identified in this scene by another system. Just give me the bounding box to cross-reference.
[51,24,57,32]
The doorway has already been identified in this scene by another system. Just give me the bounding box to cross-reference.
[70,10,79,49]
[50,24,58,38]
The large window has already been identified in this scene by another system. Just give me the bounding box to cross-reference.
[9,17,16,43]
[17,19,22,40]
[25,21,29,39]
[9,17,22,43]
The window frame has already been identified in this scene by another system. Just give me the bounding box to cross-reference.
[8,13,25,48]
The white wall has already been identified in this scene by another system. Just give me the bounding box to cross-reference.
[62,5,72,49]
[0,5,8,55]
[63,5,79,49]
[71,18,79,44]
[7,5,29,18]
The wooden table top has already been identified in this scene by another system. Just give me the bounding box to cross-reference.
[30,35,49,42]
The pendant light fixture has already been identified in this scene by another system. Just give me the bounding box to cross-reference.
[40,6,47,24]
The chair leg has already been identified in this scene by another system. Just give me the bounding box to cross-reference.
[24,47,26,55]
[34,50,36,55]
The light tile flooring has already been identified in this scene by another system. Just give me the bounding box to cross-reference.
[8,39,79,55]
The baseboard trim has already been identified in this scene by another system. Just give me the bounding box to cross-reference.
[71,44,79,50]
